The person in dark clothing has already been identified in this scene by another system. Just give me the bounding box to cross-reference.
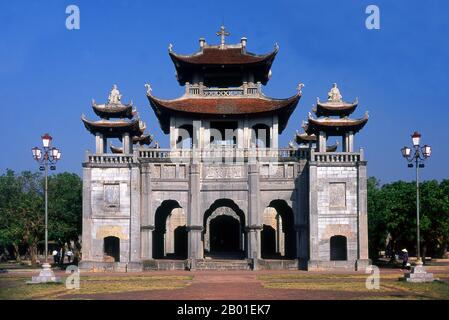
[401,249,409,269]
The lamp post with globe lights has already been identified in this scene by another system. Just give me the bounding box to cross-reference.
[401,131,431,265]
[28,133,62,283]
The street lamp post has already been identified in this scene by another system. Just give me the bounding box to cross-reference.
[401,131,431,265]
[28,133,62,284]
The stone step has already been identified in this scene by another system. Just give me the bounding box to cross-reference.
[195,259,251,270]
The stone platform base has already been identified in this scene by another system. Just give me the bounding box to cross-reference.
[256,259,298,270]
[143,260,188,271]
[194,259,251,270]
[27,264,62,284]
[308,260,358,271]
[79,261,143,272]
[400,265,436,283]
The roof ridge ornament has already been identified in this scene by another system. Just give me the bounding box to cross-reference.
[168,43,173,52]
[216,25,230,48]
[327,83,343,102]
[145,83,152,96]
[297,83,305,95]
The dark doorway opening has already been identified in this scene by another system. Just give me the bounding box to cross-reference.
[153,200,186,259]
[210,215,240,253]
[104,236,120,262]
[330,235,347,261]
[174,226,188,259]
[261,225,277,258]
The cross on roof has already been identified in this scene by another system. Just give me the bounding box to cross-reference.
[216,25,230,47]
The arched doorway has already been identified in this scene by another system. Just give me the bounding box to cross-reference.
[104,236,120,262]
[261,200,296,259]
[203,199,245,259]
[210,215,240,252]
[174,226,188,259]
[153,201,187,259]
[261,225,276,258]
[330,235,347,261]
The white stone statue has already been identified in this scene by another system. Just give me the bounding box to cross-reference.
[108,84,122,104]
[289,140,296,149]
[328,83,342,102]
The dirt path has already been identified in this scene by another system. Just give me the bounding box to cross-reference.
[60,269,418,300]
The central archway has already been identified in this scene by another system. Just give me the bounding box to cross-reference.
[210,215,240,252]
[203,199,246,259]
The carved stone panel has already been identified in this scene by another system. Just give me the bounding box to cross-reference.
[163,165,176,179]
[104,184,120,211]
[329,183,346,209]
[152,165,161,179]
[204,166,244,179]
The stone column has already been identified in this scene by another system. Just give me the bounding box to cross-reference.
[81,166,92,262]
[348,131,354,153]
[95,132,106,154]
[318,131,327,152]
[308,162,319,267]
[129,164,141,263]
[356,161,370,270]
[140,165,154,260]
[271,115,279,149]
[122,132,132,154]
[247,163,261,259]
[188,163,203,260]
[170,117,177,149]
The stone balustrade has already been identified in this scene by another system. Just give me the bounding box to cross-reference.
[186,82,262,97]
[85,149,364,164]
[311,150,363,163]
[88,154,135,164]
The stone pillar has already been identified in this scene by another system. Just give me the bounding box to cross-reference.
[129,164,141,263]
[318,131,327,152]
[348,131,354,153]
[122,132,132,154]
[188,163,203,259]
[170,117,177,149]
[95,132,106,154]
[248,163,261,259]
[308,162,319,266]
[81,166,92,262]
[243,118,250,149]
[271,115,279,149]
[140,165,153,260]
[356,161,370,270]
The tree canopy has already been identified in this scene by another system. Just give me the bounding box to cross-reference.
[0,170,82,263]
[368,178,449,259]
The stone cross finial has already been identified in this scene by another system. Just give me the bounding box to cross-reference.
[108,84,121,104]
[216,25,230,47]
[327,83,343,102]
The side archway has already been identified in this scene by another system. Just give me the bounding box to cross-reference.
[261,200,296,259]
[153,200,187,259]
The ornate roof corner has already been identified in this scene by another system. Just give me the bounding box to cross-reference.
[168,43,173,52]
[297,83,305,95]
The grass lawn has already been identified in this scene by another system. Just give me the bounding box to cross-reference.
[0,274,193,300]
[258,273,449,300]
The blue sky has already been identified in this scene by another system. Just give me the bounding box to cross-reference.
[1,0,448,183]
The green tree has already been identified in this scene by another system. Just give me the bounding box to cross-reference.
[0,170,44,263]
[0,170,82,264]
